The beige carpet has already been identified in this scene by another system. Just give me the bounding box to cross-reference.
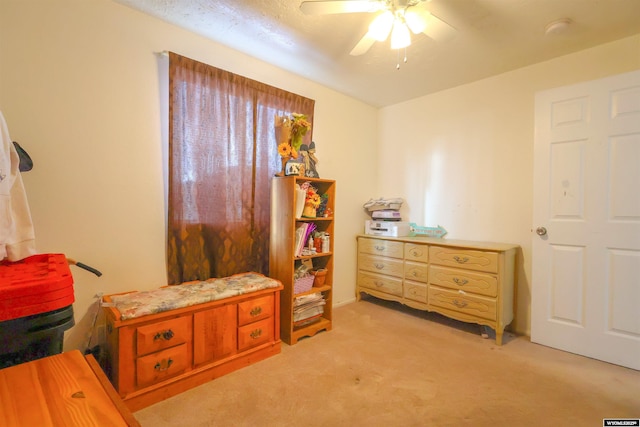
[135,296,640,426]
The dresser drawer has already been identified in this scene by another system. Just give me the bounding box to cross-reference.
[238,317,274,351]
[358,254,404,277]
[358,238,403,259]
[136,343,189,387]
[429,266,498,297]
[404,243,429,263]
[238,294,274,326]
[136,316,191,357]
[358,271,403,297]
[429,246,498,273]
[404,261,428,283]
[404,281,427,303]
[428,287,496,321]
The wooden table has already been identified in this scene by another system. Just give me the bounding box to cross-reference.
[0,350,140,427]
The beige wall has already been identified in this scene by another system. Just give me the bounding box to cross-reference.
[378,35,640,335]
[0,0,377,350]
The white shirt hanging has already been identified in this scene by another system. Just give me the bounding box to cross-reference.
[0,111,36,261]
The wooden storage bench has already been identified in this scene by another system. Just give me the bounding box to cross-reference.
[102,272,283,411]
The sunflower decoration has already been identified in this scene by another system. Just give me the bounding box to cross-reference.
[277,141,294,158]
[306,189,321,208]
[302,183,322,217]
[275,113,311,163]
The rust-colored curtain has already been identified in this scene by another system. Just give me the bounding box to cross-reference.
[167,52,314,284]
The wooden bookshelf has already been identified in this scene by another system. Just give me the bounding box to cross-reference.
[270,176,335,345]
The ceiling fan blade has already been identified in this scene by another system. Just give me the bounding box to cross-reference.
[350,33,377,56]
[422,13,456,41]
[300,1,384,15]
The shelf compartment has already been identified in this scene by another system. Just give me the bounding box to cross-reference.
[293,284,331,298]
[295,252,333,260]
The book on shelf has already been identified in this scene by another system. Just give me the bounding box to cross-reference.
[294,223,307,257]
[294,222,317,257]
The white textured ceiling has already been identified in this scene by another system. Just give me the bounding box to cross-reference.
[114,0,640,107]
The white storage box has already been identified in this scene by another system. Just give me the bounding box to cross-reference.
[365,220,411,237]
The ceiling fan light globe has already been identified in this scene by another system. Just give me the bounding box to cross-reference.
[390,20,411,49]
[405,10,429,34]
[368,11,394,41]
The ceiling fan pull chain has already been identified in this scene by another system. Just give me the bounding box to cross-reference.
[396,47,408,70]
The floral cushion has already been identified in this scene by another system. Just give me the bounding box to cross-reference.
[110,272,281,320]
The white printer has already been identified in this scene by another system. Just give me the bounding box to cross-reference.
[363,198,409,236]
[364,220,411,237]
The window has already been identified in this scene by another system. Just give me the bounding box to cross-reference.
[167,53,314,283]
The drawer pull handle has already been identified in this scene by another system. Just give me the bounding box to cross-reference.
[250,306,263,317]
[374,245,385,252]
[412,271,418,276]
[453,256,469,264]
[453,278,468,286]
[374,263,385,270]
[154,358,174,371]
[452,299,468,308]
[154,330,175,341]
[250,329,263,339]
[374,281,384,288]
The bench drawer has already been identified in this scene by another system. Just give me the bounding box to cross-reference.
[238,294,274,326]
[136,316,191,357]
[136,344,189,387]
[238,318,274,352]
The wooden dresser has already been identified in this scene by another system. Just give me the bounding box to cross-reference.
[0,350,140,426]
[103,285,282,411]
[357,235,517,344]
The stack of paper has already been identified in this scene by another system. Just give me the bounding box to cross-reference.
[293,292,325,328]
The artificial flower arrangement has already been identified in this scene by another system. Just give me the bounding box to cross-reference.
[275,113,311,170]
[299,181,322,218]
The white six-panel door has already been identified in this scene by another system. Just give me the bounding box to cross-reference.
[532,70,640,370]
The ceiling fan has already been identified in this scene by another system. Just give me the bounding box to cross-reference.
[300,0,456,56]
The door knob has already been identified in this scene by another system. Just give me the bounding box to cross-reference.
[536,227,547,236]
